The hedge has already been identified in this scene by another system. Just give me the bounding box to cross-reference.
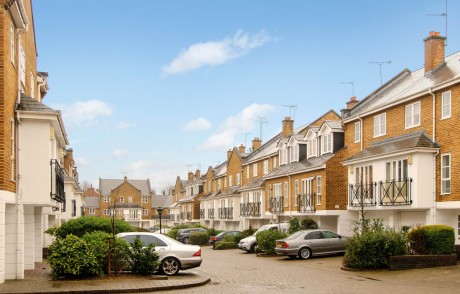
[256,230,288,255]
[189,231,209,245]
[408,225,455,255]
[214,241,238,250]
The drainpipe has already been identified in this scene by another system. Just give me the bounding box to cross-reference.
[429,88,438,224]
[358,115,363,151]
[15,26,26,279]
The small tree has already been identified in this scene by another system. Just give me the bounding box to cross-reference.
[288,217,301,234]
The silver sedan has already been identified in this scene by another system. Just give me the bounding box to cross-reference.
[117,232,203,275]
[275,229,347,259]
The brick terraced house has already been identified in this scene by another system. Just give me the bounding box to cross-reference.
[342,32,460,241]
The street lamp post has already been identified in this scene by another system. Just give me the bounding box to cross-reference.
[157,207,164,234]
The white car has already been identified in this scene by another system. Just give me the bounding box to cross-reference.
[117,232,202,276]
[238,223,290,252]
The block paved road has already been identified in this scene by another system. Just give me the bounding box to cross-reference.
[157,246,460,294]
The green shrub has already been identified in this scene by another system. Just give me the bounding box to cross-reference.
[289,218,301,234]
[223,233,244,244]
[301,218,318,230]
[48,234,101,279]
[344,221,407,269]
[136,227,150,232]
[81,231,111,274]
[126,237,159,275]
[110,237,131,274]
[241,225,256,238]
[167,228,180,239]
[215,241,238,250]
[189,231,209,245]
[409,225,455,255]
[167,224,206,239]
[256,230,288,255]
[46,216,134,239]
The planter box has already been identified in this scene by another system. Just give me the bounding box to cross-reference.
[389,254,457,270]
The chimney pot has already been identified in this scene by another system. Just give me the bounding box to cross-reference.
[252,137,261,151]
[346,96,359,109]
[238,144,245,153]
[424,31,446,73]
[282,117,294,138]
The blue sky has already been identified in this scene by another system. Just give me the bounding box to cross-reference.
[33,0,460,192]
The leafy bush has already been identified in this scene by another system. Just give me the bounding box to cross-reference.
[189,231,209,245]
[255,230,288,255]
[289,218,301,234]
[110,237,131,274]
[167,224,206,239]
[408,225,455,255]
[223,233,244,244]
[215,241,238,250]
[301,218,318,230]
[46,216,134,239]
[136,227,150,232]
[344,220,407,269]
[48,234,101,279]
[126,237,159,275]
[81,231,111,273]
[241,225,256,238]
[207,228,223,238]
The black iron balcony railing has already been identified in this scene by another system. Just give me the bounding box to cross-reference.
[297,193,315,213]
[379,178,412,206]
[208,208,215,219]
[50,159,65,203]
[200,209,205,219]
[240,202,261,217]
[269,197,283,214]
[218,207,233,219]
[187,212,192,220]
[349,182,377,207]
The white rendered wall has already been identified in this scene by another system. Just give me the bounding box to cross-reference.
[34,207,43,262]
[5,203,24,280]
[24,205,35,270]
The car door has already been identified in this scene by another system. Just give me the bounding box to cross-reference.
[320,231,345,253]
[138,235,170,260]
[304,231,327,255]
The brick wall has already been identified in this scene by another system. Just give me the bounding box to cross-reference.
[389,254,457,270]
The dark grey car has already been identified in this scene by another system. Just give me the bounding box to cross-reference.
[275,229,347,259]
[176,228,207,244]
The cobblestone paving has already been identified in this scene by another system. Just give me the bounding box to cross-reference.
[159,246,460,294]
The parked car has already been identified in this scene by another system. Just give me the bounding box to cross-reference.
[209,230,241,248]
[176,227,208,244]
[154,228,171,235]
[238,223,289,253]
[274,229,347,259]
[116,232,202,276]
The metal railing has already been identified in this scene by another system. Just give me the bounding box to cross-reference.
[240,202,261,217]
[50,159,65,204]
[218,207,233,219]
[297,193,315,213]
[208,208,215,219]
[349,182,377,207]
[268,197,283,214]
[379,178,412,206]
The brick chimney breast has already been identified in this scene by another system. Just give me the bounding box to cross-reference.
[424,31,446,73]
[227,149,232,161]
[282,117,294,138]
[238,144,245,154]
[188,171,194,181]
[195,169,201,179]
[346,96,359,109]
[252,137,261,151]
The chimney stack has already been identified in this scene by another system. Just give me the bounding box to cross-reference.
[227,149,232,161]
[188,171,194,181]
[238,144,245,153]
[195,169,201,179]
[424,31,446,73]
[346,96,359,109]
[252,137,261,151]
[282,117,294,138]
[124,176,128,182]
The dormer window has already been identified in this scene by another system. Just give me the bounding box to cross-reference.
[322,134,332,154]
[290,145,298,163]
[307,138,317,158]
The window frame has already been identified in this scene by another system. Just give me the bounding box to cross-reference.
[19,45,25,86]
[442,91,451,119]
[354,121,361,143]
[373,113,386,138]
[316,176,322,205]
[253,163,258,177]
[283,182,288,207]
[441,153,451,195]
[264,160,268,175]
[405,101,421,129]
[307,138,317,158]
[89,208,96,215]
[10,24,15,64]
[322,133,333,154]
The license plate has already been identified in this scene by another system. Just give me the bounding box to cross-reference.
[276,243,283,248]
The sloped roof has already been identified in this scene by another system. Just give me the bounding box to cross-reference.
[18,94,56,113]
[217,187,240,198]
[263,154,334,179]
[114,203,142,209]
[214,161,227,178]
[345,51,460,120]
[151,194,173,208]
[84,197,100,208]
[323,120,343,131]
[244,133,282,164]
[238,178,265,191]
[99,178,151,196]
[343,131,439,164]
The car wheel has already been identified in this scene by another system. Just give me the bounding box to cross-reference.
[184,237,190,244]
[160,257,180,276]
[298,247,312,260]
[250,243,257,253]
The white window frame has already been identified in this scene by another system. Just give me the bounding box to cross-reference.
[264,160,268,175]
[103,196,110,202]
[354,121,361,143]
[10,119,15,181]
[142,196,148,203]
[229,175,233,187]
[405,101,421,129]
[253,163,258,177]
[143,209,148,216]
[104,209,110,216]
[316,176,322,205]
[20,45,25,86]
[273,157,277,168]
[442,91,451,119]
[30,72,35,98]
[236,173,240,186]
[284,182,289,207]
[308,138,317,158]
[322,133,332,154]
[128,196,133,203]
[294,180,299,206]
[119,196,124,203]
[218,179,221,190]
[246,165,249,179]
[441,153,451,195]
[89,208,96,215]
[10,24,15,64]
[273,183,282,197]
[373,113,386,137]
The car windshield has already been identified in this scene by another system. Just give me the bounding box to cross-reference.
[285,231,305,240]
[216,232,226,237]
[254,225,271,235]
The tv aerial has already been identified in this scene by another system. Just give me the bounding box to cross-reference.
[426,0,448,46]
[369,61,391,86]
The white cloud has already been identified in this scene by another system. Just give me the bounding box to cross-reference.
[116,121,136,130]
[75,157,90,166]
[162,29,271,75]
[184,117,212,132]
[112,149,127,158]
[60,100,112,127]
[197,103,275,151]
[126,160,152,172]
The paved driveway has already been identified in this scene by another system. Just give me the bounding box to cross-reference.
[160,246,460,294]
